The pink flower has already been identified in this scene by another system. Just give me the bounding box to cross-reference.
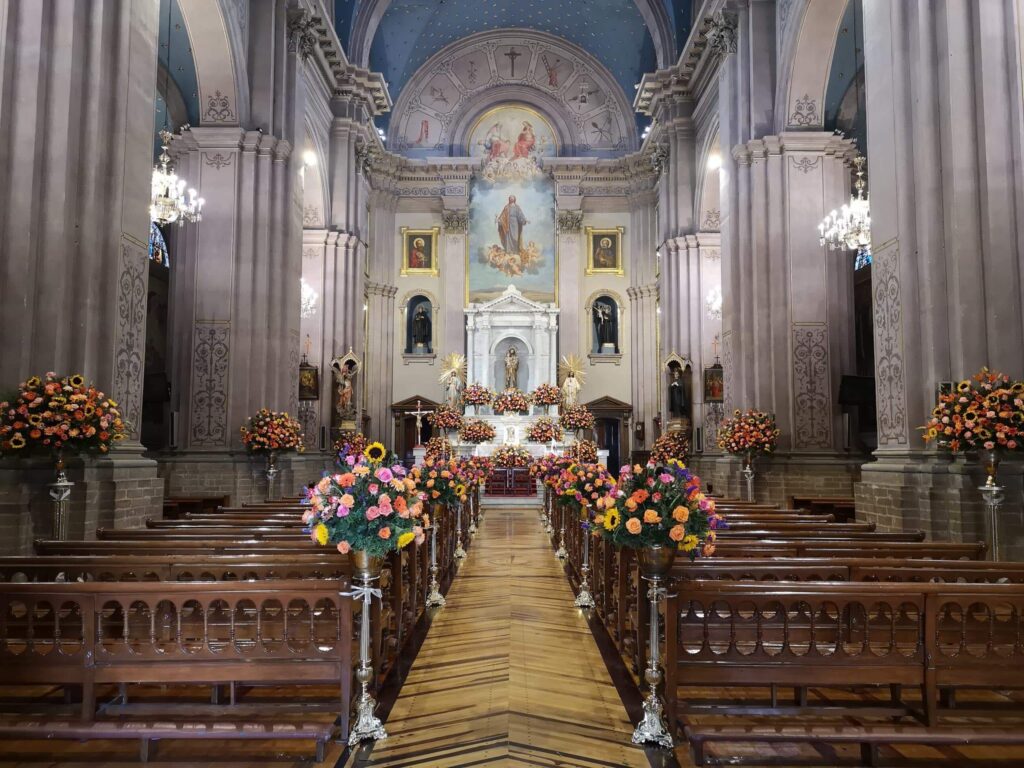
[369,483,379,495]
[659,473,673,483]
[346,455,356,466]
[335,505,349,518]
[366,506,380,521]
[375,467,394,483]
[337,541,351,554]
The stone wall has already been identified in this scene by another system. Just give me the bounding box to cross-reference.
[0,449,162,556]
[688,453,862,507]
[157,452,339,504]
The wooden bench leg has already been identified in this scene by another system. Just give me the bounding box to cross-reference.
[316,737,326,763]
[769,683,778,708]
[889,683,902,706]
[139,737,154,763]
[940,688,956,709]
[794,686,807,706]
[118,682,128,704]
[860,741,878,767]
[690,739,705,766]
[81,681,95,722]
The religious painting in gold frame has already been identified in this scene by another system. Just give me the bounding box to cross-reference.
[400,226,440,276]
[585,226,624,275]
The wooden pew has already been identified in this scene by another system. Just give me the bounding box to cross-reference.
[665,581,1024,760]
[789,495,857,523]
[0,579,352,758]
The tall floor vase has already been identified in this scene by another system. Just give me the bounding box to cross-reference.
[631,545,675,749]
[347,550,387,744]
[425,505,446,607]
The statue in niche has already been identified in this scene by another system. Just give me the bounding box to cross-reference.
[504,346,520,390]
[593,302,616,351]
[331,353,361,424]
[561,371,581,408]
[668,364,689,419]
[412,304,432,352]
[442,369,463,410]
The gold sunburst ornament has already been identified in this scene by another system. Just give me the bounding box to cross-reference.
[558,354,586,386]
[439,353,467,384]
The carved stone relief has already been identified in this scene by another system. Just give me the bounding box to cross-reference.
[873,243,908,445]
[113,241,147,438]
[788,94,820,127]
[204,90,236,123]
[190,323,230,446]
[791,325,832,448]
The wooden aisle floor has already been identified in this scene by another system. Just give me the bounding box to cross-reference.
[344,505,654,768]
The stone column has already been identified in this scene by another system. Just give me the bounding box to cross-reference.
[441,209,468,356]
[628,191,661,458]
[858,0,1024,552]
[0,0,162,551]
[556,208,584,358]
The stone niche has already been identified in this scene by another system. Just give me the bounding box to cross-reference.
[465,285,559,393]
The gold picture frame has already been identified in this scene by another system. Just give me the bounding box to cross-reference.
[585,226,624,275]
[400,226,440,276]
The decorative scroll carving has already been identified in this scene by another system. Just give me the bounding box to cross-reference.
[788,94,820,127]
[790,156,821,175]
[705,11,739,56]
[873,244,908,445]
[114,242,146,438]
[288,330,301,417]
[722,331,733,414]
[204,90,235,123]
[556,209,584,233]
[792,325,831,448]
[649,144,670,175]
[302,205,322,226]
[442,210,468,233]
[190,323,230,446]
[202,152,234,170]
[701,209,721,230]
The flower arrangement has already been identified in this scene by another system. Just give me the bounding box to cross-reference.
[428,403,464,432]
[531,383,562,407]
[462,384,494,408]
[527,417,563,443]
[493,388,531,415]
[651,431,690,464]
[922,368,1024,453]
[304,444,426,557]
[559,404,595,433]
[410,457,469,506]
[564,438,598,464]
[530,453,572,486]
[552,462,619,516]
[240,408,305,453]
[716,409,779,455]
[0,372,127,455]
[424,436,453,461]
[333,431,368,460]
[596,460,723,559]
[493,445,531,468]
[457,455,493,489]
[460,419,497,444]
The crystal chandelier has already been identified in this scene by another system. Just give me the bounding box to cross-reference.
[300,277,319,318]
[818,156,871,259]
[705,286,722,320]
[150,130,204,226]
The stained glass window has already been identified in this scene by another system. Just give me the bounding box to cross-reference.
[148,222,169,267]
[854,247,872,271]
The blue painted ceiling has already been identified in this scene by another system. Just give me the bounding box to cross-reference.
[824,0,865,153]
[154,0,200,148]
[337,0,680,115]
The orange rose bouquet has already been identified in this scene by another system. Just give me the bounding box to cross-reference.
[460,419,496,444]
[552,462,619,518]
[410,456,468,506]
[527,417,563,443]
[424,436,453,461]
[304,442,426,557]
[716,409,779,456]
[493,445,531,468]
[651,431,690,464]
[0,372,126,456]
[493,388,530,415]
[564,438,598,463]
[922,368,1023,453]
[596,460,722,559]
[240,408,304,453]
[428,403,464,432]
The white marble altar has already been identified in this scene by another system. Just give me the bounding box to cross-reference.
[465,286,559,394]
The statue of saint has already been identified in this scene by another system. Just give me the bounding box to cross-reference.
[412,305,431,350]
[332,358,359,420]
[668,365,689,418]
[593,303,615,349]
[441,369,463,410]
[504,347,519,390]
[561,371,581,408]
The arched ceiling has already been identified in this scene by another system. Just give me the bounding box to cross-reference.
[335,0,691,114]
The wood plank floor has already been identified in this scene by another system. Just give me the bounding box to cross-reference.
[344,505,653,768]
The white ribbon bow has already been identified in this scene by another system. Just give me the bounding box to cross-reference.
[342,584,382,604]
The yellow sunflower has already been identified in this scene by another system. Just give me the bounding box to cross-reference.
[68,374,85,388]
[603,507,621,531]
[8,434,26,449]
[365,442,386,462]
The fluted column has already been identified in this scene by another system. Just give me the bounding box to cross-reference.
[0,0,162,550]
[629,192,660,457]
[858,0,1024,549]
[556,209,584,357]
[363,188,398,441]
[441,209,468,356]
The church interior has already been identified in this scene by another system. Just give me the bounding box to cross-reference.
[1,0,1024,765]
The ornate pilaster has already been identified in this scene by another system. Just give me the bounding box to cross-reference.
[556,207,584,357]
[442,208,469,356]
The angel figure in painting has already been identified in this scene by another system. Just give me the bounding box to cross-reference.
[513,121,536,159]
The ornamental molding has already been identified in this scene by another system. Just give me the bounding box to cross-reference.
[704,11,739,57]
[442,210,468,233]
[287,10,319,59]
[556,209,583,233]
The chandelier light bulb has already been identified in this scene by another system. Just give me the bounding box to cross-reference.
[707,152,722,170]
[818,157,871,267]
[151,129,205,226]
[302,149,318,167]
[705,286,723,320]
[300,277,319,319]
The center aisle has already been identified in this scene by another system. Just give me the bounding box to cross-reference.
[345,505,651,768]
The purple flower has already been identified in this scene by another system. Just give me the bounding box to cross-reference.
[375,467,394,483]
[336,505,350,518]
[346,455,356,466]
[658,473,673,483]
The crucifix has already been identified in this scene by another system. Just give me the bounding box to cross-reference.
[711,334,720,360]
[504,47,522,78]
[413,399,426,448]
